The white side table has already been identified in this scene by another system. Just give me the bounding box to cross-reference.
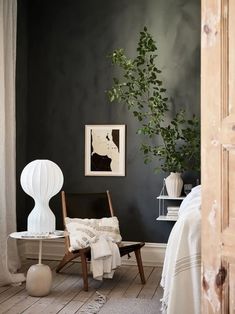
[10,231,66,297]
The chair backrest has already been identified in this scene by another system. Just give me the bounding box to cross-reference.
[61,190,115,227]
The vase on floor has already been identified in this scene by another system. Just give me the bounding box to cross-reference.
[165,172,183,197]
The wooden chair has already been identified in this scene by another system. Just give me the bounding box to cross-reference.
[56,190,146,291]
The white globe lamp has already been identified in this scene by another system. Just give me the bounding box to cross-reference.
[20,159,64,234]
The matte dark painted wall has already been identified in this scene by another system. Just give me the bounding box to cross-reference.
[16,0,200,243]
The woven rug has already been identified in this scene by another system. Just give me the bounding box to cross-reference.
[78,292,161,314]
[98,297,161,314]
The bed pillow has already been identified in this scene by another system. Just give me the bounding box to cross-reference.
[65,216,122,252]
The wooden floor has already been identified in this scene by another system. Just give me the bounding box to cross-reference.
[0,259,163,314]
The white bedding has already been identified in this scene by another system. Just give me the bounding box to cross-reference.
[161,185,201,314]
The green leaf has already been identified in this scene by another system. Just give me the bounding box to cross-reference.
[107,26,200,173]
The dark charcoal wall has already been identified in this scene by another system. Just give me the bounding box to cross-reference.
[16,0,200,243]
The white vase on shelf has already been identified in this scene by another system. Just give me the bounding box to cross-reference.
[165,172,183,197]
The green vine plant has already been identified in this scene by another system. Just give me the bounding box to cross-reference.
[107,26,200,173]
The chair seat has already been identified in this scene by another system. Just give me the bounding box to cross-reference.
[63,242,145,259]
[119,242,145,256]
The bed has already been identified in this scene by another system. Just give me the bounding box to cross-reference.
[160,185,201,314]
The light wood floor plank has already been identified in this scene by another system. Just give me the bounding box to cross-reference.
[153,285,164,300]
[105,265,138,299]
[0,286,11,294]
[0,285,26,305]
[21,263,83,314]
[57,300,84,314]
[4,263,79,314]
[72,275,104,313]
[0,260,56,313]
[0,259,163,314]
[4,295,40,314]
[98,265,130,297]
[36,280,83,314]
[138,266,162,299]
[123,266,153,299]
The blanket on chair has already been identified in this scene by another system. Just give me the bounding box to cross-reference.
[90,235,121,280]
[160,185,201,314]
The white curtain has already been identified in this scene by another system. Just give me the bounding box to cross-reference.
[0,0,25,286]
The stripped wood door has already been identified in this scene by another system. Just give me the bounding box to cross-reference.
[201,0,235,312]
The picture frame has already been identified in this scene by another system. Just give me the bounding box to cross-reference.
[85,124,125,176]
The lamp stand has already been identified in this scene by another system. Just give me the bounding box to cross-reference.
[26,240,52,297]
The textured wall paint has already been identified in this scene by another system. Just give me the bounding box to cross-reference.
[16,0,200,242]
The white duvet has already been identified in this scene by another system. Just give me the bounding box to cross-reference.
[161,185,201,314]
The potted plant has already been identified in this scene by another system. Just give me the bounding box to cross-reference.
[107,27,200,197]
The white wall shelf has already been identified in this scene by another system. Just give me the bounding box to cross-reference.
[156,180,185,221]
[157,195,185,200]
[157,215,178,221]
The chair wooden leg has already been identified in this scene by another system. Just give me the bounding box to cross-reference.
[134,249,146,284]
[80,252,89,291]
[56,252,78,273]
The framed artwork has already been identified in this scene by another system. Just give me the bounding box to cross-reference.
[85,124,125,176]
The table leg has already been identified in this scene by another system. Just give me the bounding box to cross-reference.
[38,239,42,264]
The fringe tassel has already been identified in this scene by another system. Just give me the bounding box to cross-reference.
[160,296,168,314]
[79,291,107,314]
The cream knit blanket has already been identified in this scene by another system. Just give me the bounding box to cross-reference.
[90,235,121,280]
[161,185,201,314]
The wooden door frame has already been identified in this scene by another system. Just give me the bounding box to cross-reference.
[201,0,233,312]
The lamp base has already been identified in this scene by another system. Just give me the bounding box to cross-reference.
[27,204,56,234]
[26,264,52,296]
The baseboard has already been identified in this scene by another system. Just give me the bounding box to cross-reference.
[120,241,166,266]
[18,239,166,267]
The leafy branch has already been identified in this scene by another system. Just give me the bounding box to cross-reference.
[107,27,200,173]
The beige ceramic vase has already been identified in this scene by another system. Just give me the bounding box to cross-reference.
[165,172,183,197]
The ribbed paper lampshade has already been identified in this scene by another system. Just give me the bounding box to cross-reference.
[20,159,64,234]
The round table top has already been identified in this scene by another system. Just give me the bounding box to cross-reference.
[10,230,67,240]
